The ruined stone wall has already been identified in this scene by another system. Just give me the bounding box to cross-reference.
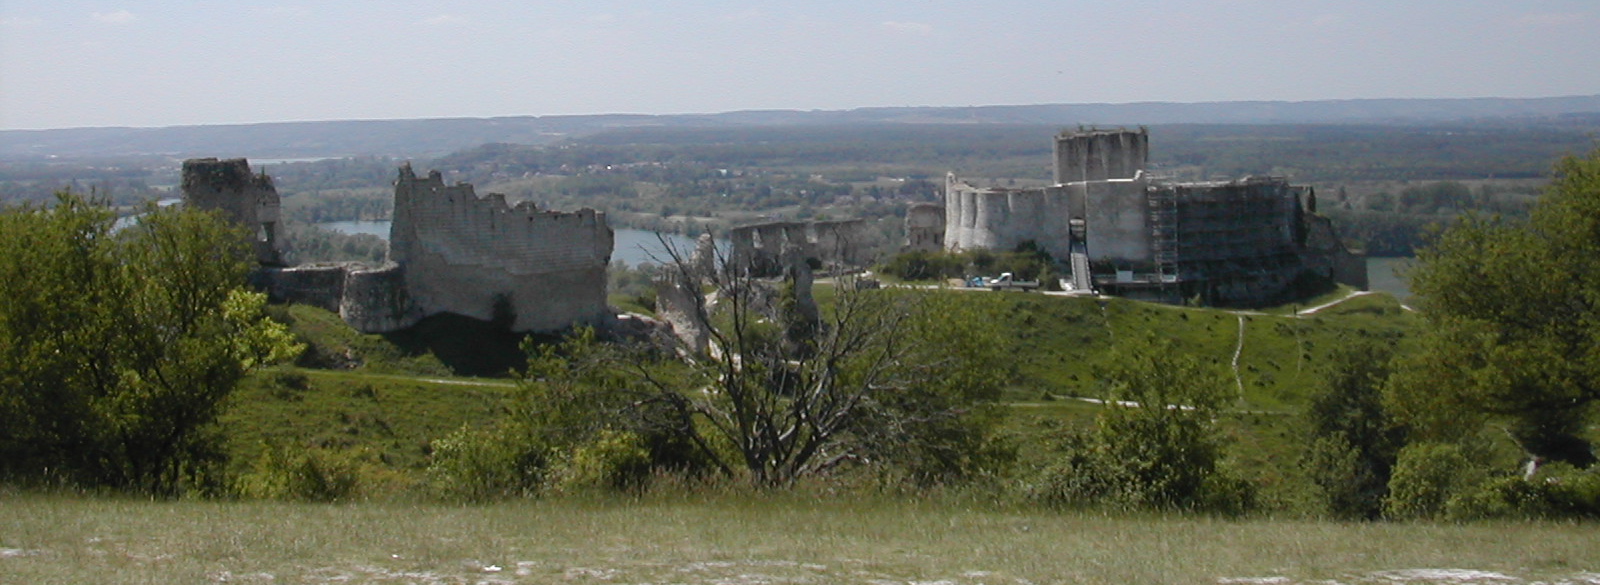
[340,263,419,333]
[251,264,349,313]
[1165,178,1301,267]
[1075,177,1151,264]
[390,165,613,332]
[181,157,285,266]
[1303,213,1369,290]
[903,203,945,252]
[728,219,868,276]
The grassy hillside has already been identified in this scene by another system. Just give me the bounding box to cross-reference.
[222,369,512,487]
[960,287,1417,409]
[224,289,1422,503]
[268,303,543,377]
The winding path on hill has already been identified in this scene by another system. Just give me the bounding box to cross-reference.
[302,369,517,388]
[1297,290,1378,315]
[1231,315,1246,399]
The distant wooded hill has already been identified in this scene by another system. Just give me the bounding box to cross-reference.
[5,95,1600,160]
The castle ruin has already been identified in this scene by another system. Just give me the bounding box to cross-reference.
[186,159,613,333]
[941,129,1365,305]
[387,164,612,332]
[727,219,869,276]
[902,203,946,252]
[180,158,286,266]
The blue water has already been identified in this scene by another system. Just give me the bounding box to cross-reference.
[1366,256,1414,301]
[316,220,711,267]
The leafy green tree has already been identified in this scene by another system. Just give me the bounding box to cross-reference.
[0,193,300,494]
[1391,149,1600,468]
[1034,336,1251,512]
[1300,341,1404,519]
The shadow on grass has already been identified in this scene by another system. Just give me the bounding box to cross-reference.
[380,313,561,378]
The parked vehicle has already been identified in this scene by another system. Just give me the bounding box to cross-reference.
[984,272,1039,291]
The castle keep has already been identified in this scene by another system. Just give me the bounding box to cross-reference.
[943,129,1365,305]
[185,159,613,333]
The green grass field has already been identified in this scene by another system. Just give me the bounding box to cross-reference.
[2,492,1596,584]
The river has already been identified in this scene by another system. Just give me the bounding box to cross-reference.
[316,220,710,267]
[1366,256,1414,301]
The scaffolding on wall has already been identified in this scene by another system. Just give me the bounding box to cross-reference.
[1147,188,1179,286]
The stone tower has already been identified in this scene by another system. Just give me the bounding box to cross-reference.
[180,158,285,266]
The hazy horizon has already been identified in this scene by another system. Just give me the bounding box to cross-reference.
[4,1,1598,131]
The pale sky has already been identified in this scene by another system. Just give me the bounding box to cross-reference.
[2,0,1597,130]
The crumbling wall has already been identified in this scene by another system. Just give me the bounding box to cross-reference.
[1054,129,1148,183]
[389,165,612,332]
[654,271,711,355]
[198,158,613,335]
[728,219,868,276]
[903,203,945,252]
[341,263,419,333]
[252,264,349,312]
[1303,213,1369,290]
[181,157,285,266]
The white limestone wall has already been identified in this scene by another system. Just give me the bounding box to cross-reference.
[944,178,1101,262]
[389,165,613,332]
[1054,129,1149,183]
[1080,177,1152,264]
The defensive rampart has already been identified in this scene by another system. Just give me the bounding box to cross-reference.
[903,203,946,252]
[389,165,613,332]
[199,158,614,334]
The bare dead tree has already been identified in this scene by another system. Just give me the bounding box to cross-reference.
[619,232,1003,486]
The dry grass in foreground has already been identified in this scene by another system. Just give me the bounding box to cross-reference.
[1,492,1597,585]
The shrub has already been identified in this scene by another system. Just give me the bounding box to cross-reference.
[550,429,654,493]
[1383,442,1479,520]
[236,444,362,502]
[426,425,548,502]
[1445,463,1600,520]
[1300,341,1402,520]
[1031,336,1253,514]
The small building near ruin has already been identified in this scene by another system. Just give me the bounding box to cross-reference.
[187,158,613,333]
[941,129,1365,305]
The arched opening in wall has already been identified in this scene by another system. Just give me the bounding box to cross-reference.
[260,222,277,246]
